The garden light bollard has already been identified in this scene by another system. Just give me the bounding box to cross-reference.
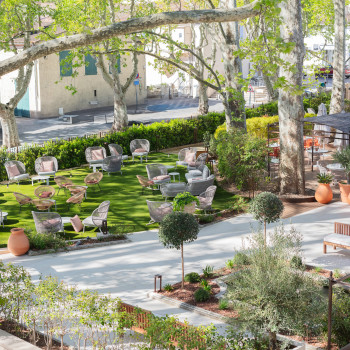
[154,274,162,292]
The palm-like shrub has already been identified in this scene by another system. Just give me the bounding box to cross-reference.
[333,147,350,184]
[159,212,199,288]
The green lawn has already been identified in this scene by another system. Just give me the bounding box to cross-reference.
[0,153,236,247]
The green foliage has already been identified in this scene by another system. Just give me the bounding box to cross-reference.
[316,173,333,184]
[202,265,214,279]
[25,229,66,251]
[159,212,199,250]
[173,192,199,212]
[0,113,225,182]
[226,226,326,345]
[290,255,304,270]
[218,299,229,310]
[200,279,212,293]
[184,272,201,283]
[330,290,350,347]
[232,252,251,267]
[215,129,268,191]
[245,101,279,119]
[333,269,342,279]
[197,214,215,224]
[230,196,249,213]
[225,259,234,269]
[314,266,322,273]
[333,147,350,183]
[303,93,331,113]
[194,288,210,302]
[163,284,174,292]
[249,192,284,225]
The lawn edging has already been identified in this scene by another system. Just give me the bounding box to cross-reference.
[27,237,132,256]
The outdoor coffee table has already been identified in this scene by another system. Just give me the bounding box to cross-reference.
[169,172,180,182]
[165,165,175,171]
[61,217,73,225]
[31,175,50,186]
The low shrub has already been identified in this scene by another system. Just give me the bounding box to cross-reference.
[197,214,215,224]
[225,259,234,269]
[232,252,251,267]
[202,265,214,278]
[219,299,229,310]
[163,284,174,292]
[290,255,304,270]
[26,230,66,251]
[200,279,212,293]
[194,288,210,302]
[184,272,201,283]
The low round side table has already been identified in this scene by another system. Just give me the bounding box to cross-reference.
[169,172,180,182]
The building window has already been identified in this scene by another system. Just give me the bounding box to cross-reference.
[313,44,319,51]
[85,54,97,75]
[59,51,73,77]
[179,32,183,38]
[109,56,121,74]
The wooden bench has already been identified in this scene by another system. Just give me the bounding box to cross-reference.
[323,222,350,253]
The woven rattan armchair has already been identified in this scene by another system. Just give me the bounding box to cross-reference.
[108,144,129,165]
[84,172,103,191]
[35,156,58,176]
[32,199,55,212]
[196,185,217,213]
[146,164,171,186]
[102,156,122,175]
[186,174,215,196]
[176,148,196,168]
[130,139,150,163]
[5,161,30,184]
[136,175,154,194]
[54,176,75,195]
[32,211,63,234]
[66,185,87,198]
[34,185,55,199]
[146,200,173,224]
[66,191,85,209]
[188,153,208,171]
[83,200,110,233]
[85,146,106,166]
[13,192,33,211]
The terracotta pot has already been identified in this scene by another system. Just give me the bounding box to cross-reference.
[183,202,196,214]
[338,183,350,203]
[7,228,30,256]
[315,183,333,204]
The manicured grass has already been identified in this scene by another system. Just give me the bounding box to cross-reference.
[0,153,236,247]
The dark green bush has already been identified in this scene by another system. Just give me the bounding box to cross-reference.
[0,113,225,182]
[184,272,201,283]
[194,288,210,302]
[232,252,251,266]
[290,255,304,270]
[26,231,67,251]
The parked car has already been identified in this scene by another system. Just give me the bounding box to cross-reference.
[316,65,333,77]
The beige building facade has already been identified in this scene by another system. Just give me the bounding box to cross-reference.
[0,50,146,119]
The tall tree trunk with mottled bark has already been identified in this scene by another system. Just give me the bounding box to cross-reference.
[330,0,345,114]
[278,0,305,194]
[198,81,209,114]
[0,108,20,148]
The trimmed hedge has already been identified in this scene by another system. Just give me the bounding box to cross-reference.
[214,113,316,140]
[0,112,225,182]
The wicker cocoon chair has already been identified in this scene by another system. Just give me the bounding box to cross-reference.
[102,156,122,175]
[146,200,173,224]
[187,153,208,171]
[84,172,103,191]
[35,156,58,176]
[130,139,150,163]
[146,164,171,186]
[83,200,110,233]
[32,211,63,234]
[85,146,106,165]
[34,185,55,199]
[108,144,129,165]
[196,185,217,213]
[5,160,30,184]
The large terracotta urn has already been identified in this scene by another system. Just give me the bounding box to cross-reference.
[7,228,30,256]
[315,184,333,204]
[338,183,350,204]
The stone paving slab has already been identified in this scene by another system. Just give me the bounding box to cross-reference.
[0,330,40,350]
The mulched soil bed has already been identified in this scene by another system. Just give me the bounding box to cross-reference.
[67,235,127,247]
[158,268,238,318]
[0,319,70,350]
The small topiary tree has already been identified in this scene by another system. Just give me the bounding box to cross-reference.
[159,212,199,288]
[249,192,284,245]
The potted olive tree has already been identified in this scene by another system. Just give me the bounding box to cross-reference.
[315,173,333,204]
[173,192,199,214]
[249,192,284,245]
[159,212,199,288]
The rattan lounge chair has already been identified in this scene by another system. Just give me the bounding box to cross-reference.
[85,146,107,166]
[13,192,33,211]
[187,153,208,171]
[176,147,196,168]
[35,156,58,177]
[34,185,55,199]
[102,156,122,175]
[146,200,173,224]
[66,191,85,209]
[84,172,103,191]
[196,185,217,213]
[108,144,129,165]
[130,139,150,163]
[146,164,171,186]
[5,161,30,185]
[83,200,110,233]
[32,211,63,235]
[136,175,154,194]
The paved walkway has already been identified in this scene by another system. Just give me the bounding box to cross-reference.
[12,97,224,145]
[1,201,350,345]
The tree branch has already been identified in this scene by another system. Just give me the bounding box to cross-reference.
[0,3,260,77]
